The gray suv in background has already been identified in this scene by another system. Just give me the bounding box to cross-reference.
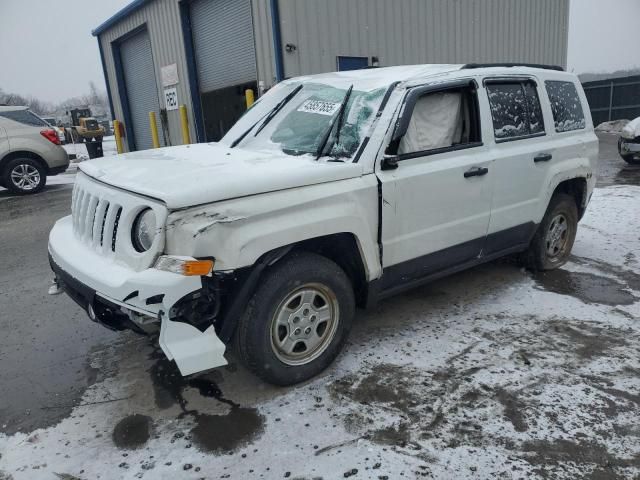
[0,106,69,194]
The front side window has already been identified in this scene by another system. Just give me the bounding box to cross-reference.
[545,80,586,132]
[397,86,481,155]
[486,80,545,141]
[0,109,49,127]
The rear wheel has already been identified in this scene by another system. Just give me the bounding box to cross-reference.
[525,193,578,271]
[621,153,640,164]
[2,158,46,195]
[235,252,355,386]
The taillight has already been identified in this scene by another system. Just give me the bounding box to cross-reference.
[40,129,61,145]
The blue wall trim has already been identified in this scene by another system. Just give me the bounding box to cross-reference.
[269,0,284,82]
[179,0,206,143]
[92,0,152,36]
[111,25,149,151]
[97,38,115,120]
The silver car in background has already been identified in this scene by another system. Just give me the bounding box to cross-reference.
[0,106,69,194]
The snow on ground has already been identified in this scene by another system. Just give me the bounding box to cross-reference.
[62,136,118,163]
[1,186,639,480]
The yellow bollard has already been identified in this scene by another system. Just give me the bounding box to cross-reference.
[245,89,255,109]
[179,105,191,145]
[149,111,160,148]
[113,120,124,154]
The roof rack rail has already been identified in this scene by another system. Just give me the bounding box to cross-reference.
[462,63,564,72]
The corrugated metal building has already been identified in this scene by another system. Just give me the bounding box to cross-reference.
[93,0,570,152]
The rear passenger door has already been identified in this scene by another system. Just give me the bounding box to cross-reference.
[482,77,553,255]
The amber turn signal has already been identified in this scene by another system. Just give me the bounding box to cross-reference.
[182,260,214,276]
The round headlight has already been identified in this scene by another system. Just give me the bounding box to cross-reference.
[132,208,157,252]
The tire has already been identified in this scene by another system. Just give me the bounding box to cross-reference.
[2,157,47,195]
[525,193,578,271]
[235,252,355,386]
[621,153,640,165]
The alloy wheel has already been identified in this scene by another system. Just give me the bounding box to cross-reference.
[270,283,339,366]
[10,164,41,191]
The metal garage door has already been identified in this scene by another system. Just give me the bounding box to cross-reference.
[120,29,163,151]
[190,0,257,93]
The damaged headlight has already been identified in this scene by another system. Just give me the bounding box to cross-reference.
[132,208,157,252]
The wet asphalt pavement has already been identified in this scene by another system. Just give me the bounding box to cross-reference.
[0,185,118,434]
[0,133,639,479]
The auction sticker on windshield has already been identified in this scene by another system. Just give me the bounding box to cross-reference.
[297,99,341,116]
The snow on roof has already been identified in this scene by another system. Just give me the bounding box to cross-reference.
[282,64,465,91]
[0,105,28,112]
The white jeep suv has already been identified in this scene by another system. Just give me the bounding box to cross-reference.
[48,64,597,385]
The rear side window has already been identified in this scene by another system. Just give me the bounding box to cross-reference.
[0,109,49,127]
[486,80,545,141]
[545,80,586,132]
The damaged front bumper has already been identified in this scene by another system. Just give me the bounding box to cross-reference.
[619,137,640,155]
[48,215,227,376]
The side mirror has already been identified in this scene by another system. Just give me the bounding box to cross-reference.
[381,154,399,170]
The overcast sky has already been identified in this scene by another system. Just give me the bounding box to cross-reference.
[567,0,640,74]
[0,0,130,103]
[0,0,638,103]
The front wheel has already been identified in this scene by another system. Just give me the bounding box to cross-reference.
[235,252,355,386]
[525,193,578,271]
[2,158,47,195]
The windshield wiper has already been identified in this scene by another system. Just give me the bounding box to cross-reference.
[315,85,353,160]
[230,84,303,148]
[254,84,303,137]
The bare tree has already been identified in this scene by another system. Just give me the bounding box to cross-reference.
[0,88,52,114]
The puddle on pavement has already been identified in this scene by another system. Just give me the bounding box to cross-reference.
[520,438,640,470]
[613,166,640,186]
[112,414,152,449]
[145,349,265,454]
[533,269,637,306]
[191,408,265,454]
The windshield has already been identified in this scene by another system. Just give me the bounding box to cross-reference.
[221,82,387,160]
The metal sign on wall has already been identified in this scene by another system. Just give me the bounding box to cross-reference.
[164,87,178,111]
[161,63,179,87]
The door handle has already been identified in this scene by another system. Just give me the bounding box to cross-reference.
[534,153,553,163]
[464,166,489,178]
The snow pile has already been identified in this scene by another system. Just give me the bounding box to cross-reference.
[595,119,630,133]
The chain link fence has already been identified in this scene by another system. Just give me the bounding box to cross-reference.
[582,75,640,126]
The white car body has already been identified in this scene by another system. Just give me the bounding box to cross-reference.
[48,64,598,377]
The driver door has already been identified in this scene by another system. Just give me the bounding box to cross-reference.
[376,80,494,294]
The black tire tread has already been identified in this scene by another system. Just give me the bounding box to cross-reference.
[525,193,578,271]
[2,157,47,195]
[235,251,355,386]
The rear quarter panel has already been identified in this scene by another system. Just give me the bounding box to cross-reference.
[535,73,598,221]
[5,122,68,168]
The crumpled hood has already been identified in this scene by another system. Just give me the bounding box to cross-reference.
[621,117,640,140]
[78,143,363,209]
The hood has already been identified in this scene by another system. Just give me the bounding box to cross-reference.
[621,117,640,140]
[78,143,363,209]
